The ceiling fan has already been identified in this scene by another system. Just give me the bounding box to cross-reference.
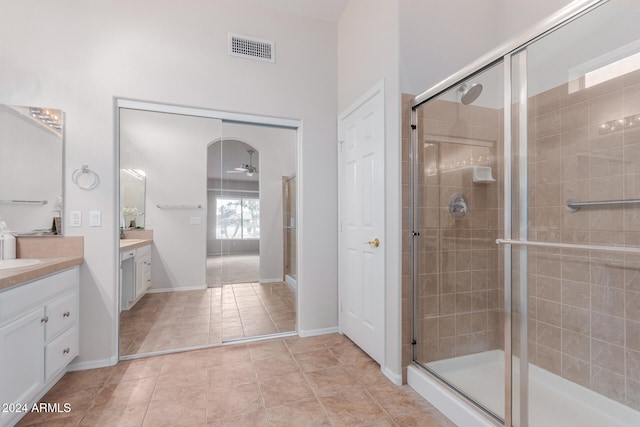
[226,149,259,176]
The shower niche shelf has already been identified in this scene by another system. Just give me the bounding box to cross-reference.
[472,166,495,183]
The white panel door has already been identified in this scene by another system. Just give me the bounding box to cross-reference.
[338,81,385,364]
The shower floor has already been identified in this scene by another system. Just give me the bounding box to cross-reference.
[413,350,640,427]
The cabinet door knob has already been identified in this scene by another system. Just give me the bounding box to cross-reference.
[63,311,71,318]
[63,347,70,354]
[41,316,49,323]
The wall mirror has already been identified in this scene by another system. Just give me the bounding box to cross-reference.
[119,169,146,229]
[0,104,64,235]
[117,102,297,359]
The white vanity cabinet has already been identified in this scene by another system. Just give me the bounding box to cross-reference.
[134,244,151,300]
[0,267,79,427]
[120,243,152,310]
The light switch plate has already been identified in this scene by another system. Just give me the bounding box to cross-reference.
[89,211,101,227]
[190,216,202,225]
[69,211,82,227]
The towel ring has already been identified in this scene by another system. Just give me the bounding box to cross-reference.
[72,165,100,191]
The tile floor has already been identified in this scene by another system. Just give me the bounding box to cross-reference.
[120,283,296,356]
[206,255,260,286]
[16,334,454,427]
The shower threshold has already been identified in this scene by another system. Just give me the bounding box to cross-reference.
[409,350,640,427]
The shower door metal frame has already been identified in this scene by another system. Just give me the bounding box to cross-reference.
[409,1,610,426]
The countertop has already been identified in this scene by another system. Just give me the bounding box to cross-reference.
[0,256,84,292]
[119,238,153,251]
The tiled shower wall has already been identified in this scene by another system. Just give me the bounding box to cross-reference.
[403,68,640,410]
[526,70,640,410]
[402,94,504,379]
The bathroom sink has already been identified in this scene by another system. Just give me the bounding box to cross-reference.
[0,259,41,270]
[120,239,144,244]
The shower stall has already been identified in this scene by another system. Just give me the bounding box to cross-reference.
[408,0,640,426]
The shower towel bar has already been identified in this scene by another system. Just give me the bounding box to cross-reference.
[566,198,640,212]
[496,239,640,254]
[0,199,48,205]
[156,204,202,209]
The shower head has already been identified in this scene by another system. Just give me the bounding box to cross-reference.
[459,83,483,105]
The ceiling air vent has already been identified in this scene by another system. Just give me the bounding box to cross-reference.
[228,33,275,63]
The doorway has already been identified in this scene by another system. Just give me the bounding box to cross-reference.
[116,99,299,358]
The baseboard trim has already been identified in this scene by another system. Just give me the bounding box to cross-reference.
[146,285,207,293]
[259,278,284,284]
[298,327,339,337]
[381,365,403,385]
[67,355,118,371]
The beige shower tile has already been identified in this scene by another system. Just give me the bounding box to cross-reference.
[592,285,625,316]
[590,175,624,200]
[592,312,625,346]
[535,109,561,139]
[561,256,590,282]
[536,344,562,376]
[455,313,473,335]
[589,89,624,128]
[537,276,561,302]
[561,280,590,309]
[592,339,625,375]
[562,329,590,361]
[537,322,561,350]
[591,366,625,403]
[561,127,590,157]
[562,305,590,335]
[561,354,591,388]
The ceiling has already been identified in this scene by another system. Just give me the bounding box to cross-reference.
[236,0,349,23]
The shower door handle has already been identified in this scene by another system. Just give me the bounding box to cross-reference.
[365,238,380,248]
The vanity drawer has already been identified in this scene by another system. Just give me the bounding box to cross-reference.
[45,291,77,341]
[45,325,78,381]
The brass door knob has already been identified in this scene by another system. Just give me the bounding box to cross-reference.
[365,238,380,248]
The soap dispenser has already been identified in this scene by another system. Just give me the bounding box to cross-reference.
[0,219,16,260]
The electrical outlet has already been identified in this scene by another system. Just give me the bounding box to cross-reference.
[89,211,101,227]
[69,211,82,227]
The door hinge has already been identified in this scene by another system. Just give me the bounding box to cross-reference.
[340,221,343,232]
[340,302,343,313]
[338,140,344,152]
[412,231,420,237]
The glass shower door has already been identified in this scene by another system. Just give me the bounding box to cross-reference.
[413,61,505,421]
[508,0,640,425]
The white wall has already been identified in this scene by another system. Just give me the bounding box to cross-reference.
[0,105,62,233]
[338,0,403,382]
[120,108,222,291]
[0,0,337,367]
[399,0,503,97]
[214,122,296,282]
[497,0,575,40]
[399,0,578,97]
